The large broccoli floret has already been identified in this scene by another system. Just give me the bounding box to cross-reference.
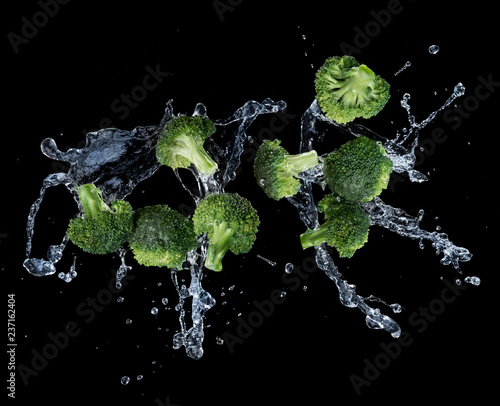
[300,194,370,258]
[192,193,260,272]
[324,136,393,203]
[156,115,218,176]
[128,204,198,269]
[253,139,319,200]
[315,55,390,124]
[67,184,134,255]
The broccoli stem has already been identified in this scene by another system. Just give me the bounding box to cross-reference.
[178,135,218,176]
[205,222,235,272]
[77,184,111,220]
[300,224,328,250]
[286,150,319,176]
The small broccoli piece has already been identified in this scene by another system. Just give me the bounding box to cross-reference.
[128,204,198,269]
[192,193,260,272]
[315,55,390,124]
[300,194,370,258]
[67,184,134,255]
[156,115,218,176]
[324,136,393,203]
[253,139,319,200]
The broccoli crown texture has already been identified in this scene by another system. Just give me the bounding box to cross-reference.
[315,55,390,124]
[128,204,198,269]
[156,115,218,176]
[254,139,319,200]
[192,193,260,272]
[67,184,134,255]
[300,194,370,258]
[324,136,393,203]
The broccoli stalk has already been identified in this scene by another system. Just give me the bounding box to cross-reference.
[166,134,218,176]
[285,150,320,177]
[254,139,319,200]
[204,222,235,272]
[299,225,328,250]
[67,184,134,255]
[78,183,112,219]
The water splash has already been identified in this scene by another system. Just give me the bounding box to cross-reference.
[24,97,286,359]
[394,61,411,76]
[286,84,473,336]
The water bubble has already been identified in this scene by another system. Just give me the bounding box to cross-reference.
[117,296,124,303]
[151,307,158,315]
[280,291,287,298]
[215,336,224,345]
[161,297,168,305]
[137,375,143,381]
[126,318,132,324]
[285,262,294,274]
[428,44,440,54]
[121,376,130,385]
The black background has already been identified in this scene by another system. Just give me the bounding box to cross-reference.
[4,0,498,404]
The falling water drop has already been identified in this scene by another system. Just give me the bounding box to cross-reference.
[428,44,440,54]
[121,376,130,385]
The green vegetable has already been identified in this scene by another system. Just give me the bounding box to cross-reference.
[156,115,218,176]
[253,139,319,200]
[300,194,370,258]
[315,55,390,124]
[129,204,198,269]
[324,136,393,203]
[67,184,134,255]
[192,193,260,272]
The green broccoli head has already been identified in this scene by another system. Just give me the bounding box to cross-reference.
[192,193,260,272]
[128,204,198,269]
[253,139,319,200]
[300,194,370,258]
[156,114,218,176]
[315,55,390,124]
[324,136,393,203]
[67,184,134,255]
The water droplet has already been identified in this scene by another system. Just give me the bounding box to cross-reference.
[126,318,132,324]
[455,278,462,285]
[161,297,168,305]
[285,262,294,274]
[428,44,440,54]
[151,307,158,315]
[228,285,235,291]
[121,376,130,385]
[137,375,143,381]
[303,285,308,291]
[454,82,465,96]
[280,291,287,298]
[302,34,306,40]
[215,336,224,345]
[259,179,265,186]
[117,296,124,303]
[464,276,481,286]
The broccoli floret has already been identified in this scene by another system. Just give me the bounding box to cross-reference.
[156,115,218,176]
[324,136,393,203]
[315,55,390,124]
[128,204,198,269]
[192,193,260,272]
[300,194,370,258]
[253,139,319,200]
[67,184,134,255]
